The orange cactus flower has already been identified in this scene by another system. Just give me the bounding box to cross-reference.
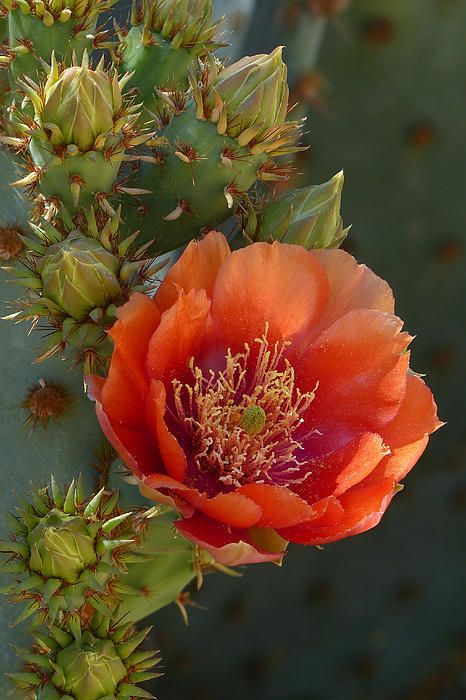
[87,232,441,566]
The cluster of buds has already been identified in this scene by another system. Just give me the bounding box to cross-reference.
[1,476,161,699]
[8,614,161,699]
[118,0,222,110]
[0,477,146,624]
[0,0,115,28]
[242,171,349,249]
[6,51,150,215]
[4,208,165,370]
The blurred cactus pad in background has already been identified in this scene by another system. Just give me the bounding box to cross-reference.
[0,0,464,699]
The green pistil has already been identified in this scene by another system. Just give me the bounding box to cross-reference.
[239,405,267,438]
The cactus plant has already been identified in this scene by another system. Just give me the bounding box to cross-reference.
[123,46,304,251]
[0,1,447,698]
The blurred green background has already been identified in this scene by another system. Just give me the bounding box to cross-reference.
[150,1,466,699]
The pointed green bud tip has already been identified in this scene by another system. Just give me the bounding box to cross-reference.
[147,0,218,47]
[38,232,121,321]
[53,632,127,700]
[28,510,97,583]
[215,47,290,143]
[40,55,123,151]
[251,171,349,250]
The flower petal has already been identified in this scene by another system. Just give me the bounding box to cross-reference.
[294,431,390,503]
[155,231,230,313]
[175,513,285,565]
[142,473,261,528]
[146,289,211,384]
[280,478,396,545]
[310,248,394,339]
[95,403,160,478]
[211,241,329,350]
[102,293,161,426]
[299,309,411,431]
[237,484,314,528]
[369,373,442,483]
[182,491,262,529]
[146,380,187,482]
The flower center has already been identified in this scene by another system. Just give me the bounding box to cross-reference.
[171,327,318,488]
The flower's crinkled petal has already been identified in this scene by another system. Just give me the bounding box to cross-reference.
[293,432,390,503]
[310,248,394,340]
[155,231,231,313]
[211,241,329,350]
[237,484,315,528]
[280,477,396,545]
[101,293,161,426]
[175,513,286,566]
[146,289,211,384]
[142,474,262,529]
[184,491,262,529]
[299,309,412,431]
[368,372,442,483]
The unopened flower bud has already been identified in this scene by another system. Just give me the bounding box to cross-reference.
[252,171,348,249]
[41,59,121,151]
[152,0,215,44]
[39,232,121,321]
[215,46,289,141]
[28,510,96,583]
[53,631,127,700]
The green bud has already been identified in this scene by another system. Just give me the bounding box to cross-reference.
[215,46,289,142]
[52,631,127,700]
[148,0,217,46]
[40,56,122,151]
[39,232,121,321]
[28,509,96,583]
[251,171,349,249]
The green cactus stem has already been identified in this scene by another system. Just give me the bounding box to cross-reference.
[119,0,223,113]
[124,49,304,252]
[8,612,160,699]
[2,207,165,371]
[6,51,150,217]
[242,170,349,248]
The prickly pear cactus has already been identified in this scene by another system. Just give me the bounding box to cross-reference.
[0,1,448,698]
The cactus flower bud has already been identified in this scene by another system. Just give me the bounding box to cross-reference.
[249,171,348,249]
[41,60,121,151]
[38,232,121,321]
[150,0,217,46]
[52,632,127,700]
[28,510,96,583]
[215,47,289,143]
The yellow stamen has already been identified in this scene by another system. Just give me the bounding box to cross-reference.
[171,326,318,488]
